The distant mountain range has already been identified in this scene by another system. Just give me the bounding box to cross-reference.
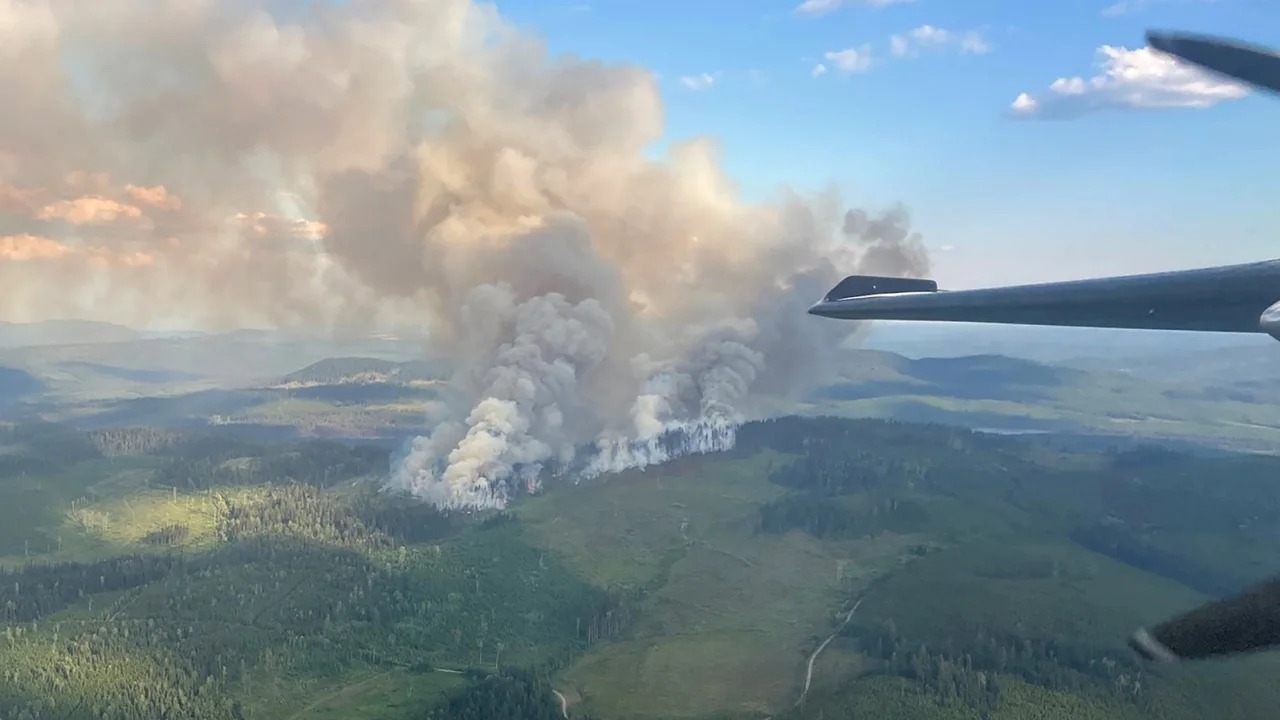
[0,346,1264,454]
[2,318,1271,383]
[820,351,1085,404]
[0,319,140,347]
[863,322,1280,399]
[0,318,1276,450]
[0,323,429,400]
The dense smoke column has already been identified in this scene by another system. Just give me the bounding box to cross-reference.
[0,0,931,509]
[391,283,617,509]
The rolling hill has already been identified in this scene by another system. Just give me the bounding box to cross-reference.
[806,349,1280,450]
[0,366,43,409]
[819,352,1085,403]
[277,357,447,386]
[5,345,1278,454]
[0,329,428,404]
[1069,341,1280,387]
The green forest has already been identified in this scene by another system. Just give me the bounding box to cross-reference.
[1,416,1279,719]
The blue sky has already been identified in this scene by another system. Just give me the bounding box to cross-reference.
[489,0,1278,288]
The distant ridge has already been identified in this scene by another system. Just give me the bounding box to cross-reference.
[278,357,446,386]
[0,320,138,348]
[817,350,1085,403]
[863,321,1257,363]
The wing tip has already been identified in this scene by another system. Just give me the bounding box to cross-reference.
[1129,627,1180,663]
[1146,29,1175,53]
[822,275,938,303]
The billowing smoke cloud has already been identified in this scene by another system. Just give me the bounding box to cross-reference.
[0,0,930,508]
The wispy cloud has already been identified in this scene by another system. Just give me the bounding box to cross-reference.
[1009,44,1249,119]
[679,72,719,91]
[813,46,874,76]
[813,26,989,78]
[889,25,991,58]
[796,0,916,17]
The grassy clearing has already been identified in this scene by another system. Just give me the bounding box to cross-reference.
[0,484,268,568]
[845,537,1280,719]
[853,538,1208,649]
[520,452,923,719]
[65,489,221,546]
[243,668,465,720]
[0,457,164,563]
[240,398,358,421]
[234,398,432,436]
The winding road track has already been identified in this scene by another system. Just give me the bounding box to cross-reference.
[547,596,864,719]
[794,597,864,708]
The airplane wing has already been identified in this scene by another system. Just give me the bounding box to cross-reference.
[1130,574,1280,663]
[808,260,1280,337]
[1147,30,1280,96]
[811,29,1280,669]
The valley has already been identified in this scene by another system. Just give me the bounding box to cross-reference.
[2,409,1280,719]
[1,328,1279,719]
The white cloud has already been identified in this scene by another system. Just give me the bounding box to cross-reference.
[1009,45,1250,119]
[679,72,718,91]
[819,46,873,74]
[796,0,916,17]
[889,25,991,58]
[814,26,987,79]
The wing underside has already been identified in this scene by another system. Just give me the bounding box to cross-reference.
[808,261,1280,334]
[1146,31,1280,96]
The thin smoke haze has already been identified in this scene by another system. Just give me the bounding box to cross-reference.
[0,0,930,508]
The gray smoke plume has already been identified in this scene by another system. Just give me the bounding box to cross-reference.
[0,0,930,508]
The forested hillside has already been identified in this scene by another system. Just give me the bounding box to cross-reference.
[1,417,1278,719]
[0,423,623,720]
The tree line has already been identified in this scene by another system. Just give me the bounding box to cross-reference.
[757,493,928,540]
[152,438,388,491]
[215,483,456,550]
[845,618,1144,706]
[0,527,631,720]
[421,667,600,720]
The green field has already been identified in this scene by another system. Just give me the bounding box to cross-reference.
[782,536,1280,720]
[518,454,923,718]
